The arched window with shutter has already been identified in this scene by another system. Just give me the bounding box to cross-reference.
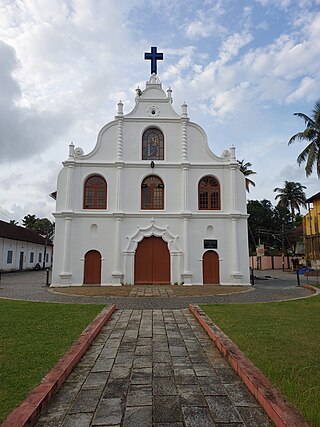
[198,176,220,210]
[141,175,164,210]
[142,128,164,160]
[83,175,107,209]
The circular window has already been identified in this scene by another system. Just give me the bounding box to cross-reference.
[147,106,160,117]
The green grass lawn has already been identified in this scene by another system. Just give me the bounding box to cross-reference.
[0,299,105,422]
[200,295,320,427]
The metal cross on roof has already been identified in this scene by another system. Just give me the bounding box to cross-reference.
[144,47,163,75]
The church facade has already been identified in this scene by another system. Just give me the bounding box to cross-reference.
[51,58,249,286]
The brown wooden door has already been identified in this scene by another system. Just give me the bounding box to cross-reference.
[84,250,101,285]
[134,236,170,284]
[203,250,219,284]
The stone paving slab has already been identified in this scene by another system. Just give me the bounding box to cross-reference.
[35,309,273,427]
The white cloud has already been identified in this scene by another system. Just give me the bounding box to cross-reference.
[177,9,320,120]
[0,1,152,162]
[254,0,291,8]
[286,77,317,103]
[210,82,252,118]
[162,46,195,80]
[0,40,71,164]
[256,20,268,30]
[185,3,227,39]
[218,32,253,64]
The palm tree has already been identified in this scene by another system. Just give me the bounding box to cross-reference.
[288,99,320,177]
[273,181,307,222]
[22,214,37,230]
[238,159,256,192]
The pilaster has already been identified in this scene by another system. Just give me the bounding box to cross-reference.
[112,215,124,285]
[230,215,243,283]
[182,215,192,284]
[59,216,72,284]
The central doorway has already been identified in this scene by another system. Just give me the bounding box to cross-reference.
[134,236,170,284]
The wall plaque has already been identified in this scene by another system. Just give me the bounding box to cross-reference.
[204,239,218,249]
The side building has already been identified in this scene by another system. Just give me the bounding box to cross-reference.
[0,220,53,272]
[51,71,250,286]
[303,192,320,269]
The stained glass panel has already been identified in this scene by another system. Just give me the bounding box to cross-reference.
[142,128,164,160]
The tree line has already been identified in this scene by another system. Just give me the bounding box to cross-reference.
[10,215,54,241]
[247,198,304,256]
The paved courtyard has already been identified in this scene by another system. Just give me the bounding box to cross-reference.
[35,309,273,427]
[0,269,315,308]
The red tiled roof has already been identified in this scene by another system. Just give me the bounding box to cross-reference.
[0,220,49,245]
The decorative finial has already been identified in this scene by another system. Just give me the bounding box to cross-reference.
[117,100,123,116]
[181,102,188,118]
[68,141,75,158]
[230,145,236,160]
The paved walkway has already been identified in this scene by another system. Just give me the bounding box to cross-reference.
[35,309,273,427]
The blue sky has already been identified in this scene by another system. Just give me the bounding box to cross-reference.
[0,0,319,222]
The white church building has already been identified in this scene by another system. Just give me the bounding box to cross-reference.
[51,48,249,287]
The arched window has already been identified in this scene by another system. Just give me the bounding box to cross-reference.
[141,175,164,210]
[83,175,107,209]
[198,176,220,210]
[142,128,164,160]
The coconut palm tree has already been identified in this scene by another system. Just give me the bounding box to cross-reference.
[22,214,37,230]
[238,159,256,192]
[273,181,307,222]
[288,99,320,177]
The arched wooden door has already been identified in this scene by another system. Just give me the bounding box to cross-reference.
[202,250,220,284]
[83,250,101,285]
[134,236,170,284]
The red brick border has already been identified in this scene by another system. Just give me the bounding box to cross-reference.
[189,304,310,427]
[301,284,320,294]
[1,304,116,427]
